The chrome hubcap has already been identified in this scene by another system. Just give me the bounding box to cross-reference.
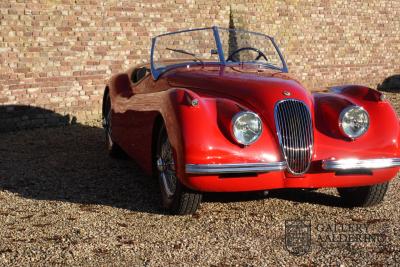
[158,139,177,198]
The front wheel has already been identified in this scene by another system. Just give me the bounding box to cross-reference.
[337,182,389,207]
[156,124,202,215]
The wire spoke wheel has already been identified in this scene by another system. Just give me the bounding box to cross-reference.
[156,124,202,215]
[104,104,113,149]
[157,139,177,198]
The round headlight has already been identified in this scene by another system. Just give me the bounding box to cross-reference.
[231,111,262,145]
[339,106,369,139]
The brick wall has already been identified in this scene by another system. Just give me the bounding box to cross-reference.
[1,0,399,131]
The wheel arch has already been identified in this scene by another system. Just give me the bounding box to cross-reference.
[151,113,165,167]
[102,86,110,118]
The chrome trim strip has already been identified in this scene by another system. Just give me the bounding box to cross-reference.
[186,162,286,174]
[322,158,400,170]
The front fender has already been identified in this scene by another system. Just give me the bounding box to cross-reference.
[162,88,282,185]
[312,85,399,162]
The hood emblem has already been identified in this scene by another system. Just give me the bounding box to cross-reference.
[283,91,291,96]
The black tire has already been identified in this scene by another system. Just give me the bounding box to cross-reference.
[156,124,202,215]
[102,93,126,159]
[337,182,389,207]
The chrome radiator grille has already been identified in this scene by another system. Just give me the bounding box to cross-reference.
[274,99,313,174]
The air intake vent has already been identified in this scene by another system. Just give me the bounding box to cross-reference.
[274,99,314,174]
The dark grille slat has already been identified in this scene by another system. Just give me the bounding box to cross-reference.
[294,102,302,171]
[274,99,314,174]
[290,102,299,170]
[299,107,305,170]
[299,102,308,170]
[282,102,291,163]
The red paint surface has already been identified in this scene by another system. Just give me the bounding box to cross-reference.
[106,64,400,192]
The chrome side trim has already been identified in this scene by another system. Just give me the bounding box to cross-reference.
[186,162,286,174]
[322,158,400,170]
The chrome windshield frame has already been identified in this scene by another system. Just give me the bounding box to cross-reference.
[150,26,288,80]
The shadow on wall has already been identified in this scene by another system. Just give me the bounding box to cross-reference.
[0,105,347,215]
[378,75,400,92]
[0,105,77,133]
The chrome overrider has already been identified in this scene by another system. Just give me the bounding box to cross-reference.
[185,158,400,174]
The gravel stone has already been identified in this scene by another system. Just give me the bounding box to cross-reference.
[0,94,399,266]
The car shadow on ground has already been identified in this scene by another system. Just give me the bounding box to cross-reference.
[204,189,344,208]
[0,105,345,215]
[268,189,345,207]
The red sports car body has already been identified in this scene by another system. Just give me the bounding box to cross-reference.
[103,27,399,214]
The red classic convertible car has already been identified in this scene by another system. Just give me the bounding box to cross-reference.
[103,27,400,214]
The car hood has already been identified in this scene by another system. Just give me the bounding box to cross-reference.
[165,65,314,128]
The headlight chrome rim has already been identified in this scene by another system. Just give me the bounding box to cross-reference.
[231,111,262,145]
[339,105,369,139]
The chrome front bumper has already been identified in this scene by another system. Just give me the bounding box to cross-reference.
[185,158,400,174]
[322,158,400,171]
[186,162,286,174]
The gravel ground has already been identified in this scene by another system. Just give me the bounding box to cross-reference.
[0,93,399,266]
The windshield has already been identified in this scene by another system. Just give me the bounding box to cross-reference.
[150,26,288,79]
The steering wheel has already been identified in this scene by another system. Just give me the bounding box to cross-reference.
[227,47,268,62]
